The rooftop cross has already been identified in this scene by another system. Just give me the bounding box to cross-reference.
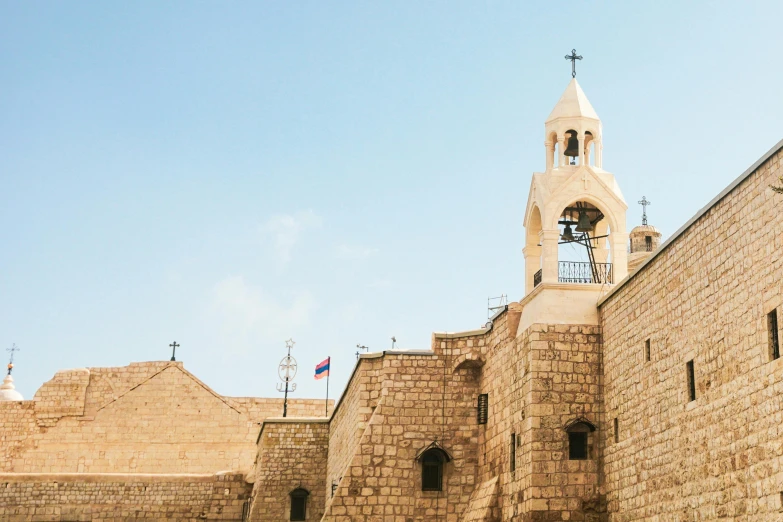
[638,196,651,225]
[6,343,19,375]
[169,341,180,362]
[565,49,583,78]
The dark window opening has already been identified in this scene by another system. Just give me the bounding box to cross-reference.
[613,417,619,443]
[686,360,696,402]
[477,393,489,425]
[769,309,780,361]
[645,338,651,362]
[565,421,594,460]
[290,488,308,521]
[568,432,588,460]
[421,449,445,491]
[510,433,516,472]
[645,235,653,251]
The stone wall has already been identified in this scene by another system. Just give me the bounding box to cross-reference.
[0,471,251,521]
[600,146,783,520]
[0,361,327,475]
[318,351,482,522]
[437,308,604,521]
[249,419,329,521]
[325,355,384,506]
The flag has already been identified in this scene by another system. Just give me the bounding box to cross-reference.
[314,357,330,380]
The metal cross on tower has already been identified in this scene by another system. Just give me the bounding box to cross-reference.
[277,339,298,417]
[169,341,180,362]
[565,49,583,78]
[6,344,19,375]
[638,196,651,226]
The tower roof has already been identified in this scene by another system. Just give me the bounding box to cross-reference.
[546,79,600,122]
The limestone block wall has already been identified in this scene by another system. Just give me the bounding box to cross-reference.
[0,361,328,475]
[325,355,384,504]
[249,419,329,521]
[600,146,783,520]
[33,368,90,427]
[320,352,481,522]
[436,308,604,521]
[517,324,604,520]
[0,472,250,521]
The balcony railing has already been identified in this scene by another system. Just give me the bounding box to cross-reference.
[533,269,542,287]
[558,261,613,284]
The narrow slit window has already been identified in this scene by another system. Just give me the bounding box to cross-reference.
[613,417,619,443]
[477,394,489,425]
[510,433,516,472]
[686,360,696,402]
[645,235,653,251]
[645,339,651,362]
[768,309,780,361]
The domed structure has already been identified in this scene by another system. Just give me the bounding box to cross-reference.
[0,374,24,401]
[628,224,662,272]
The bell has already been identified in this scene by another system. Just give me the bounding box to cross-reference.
[575,211,593,233]
[560,224,575,242]
[563,134,579,158]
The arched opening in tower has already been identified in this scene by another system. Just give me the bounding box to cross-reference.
[557,201,613,284]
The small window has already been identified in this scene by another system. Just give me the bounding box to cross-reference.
[290,488,308,521]
[769,309,780,361]
[510,433,516,472]
[644,339,651,362]
[613,417,619,443]
[686,360,696,402]
[645,235,653,251]
[566,421,594,460]
[477,393,489,425]
[568,432,588,460]
[421,449,445,491]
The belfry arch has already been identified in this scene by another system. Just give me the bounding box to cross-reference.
[523,77,628,295]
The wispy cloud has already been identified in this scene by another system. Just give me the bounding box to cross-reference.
[261,210,322,263]
[334,243,379,261]
[210,275,317,353]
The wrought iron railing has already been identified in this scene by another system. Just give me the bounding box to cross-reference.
[558,261,613,284]
[533,269,542,287]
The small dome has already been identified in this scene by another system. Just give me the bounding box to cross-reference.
[630,225,661,236]
[0,375,24,401]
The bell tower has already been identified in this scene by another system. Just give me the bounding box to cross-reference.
[521,78,628,323]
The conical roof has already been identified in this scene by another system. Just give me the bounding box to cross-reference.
[0,374,23,401]
[546,79,600,122]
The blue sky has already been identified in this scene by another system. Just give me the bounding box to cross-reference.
[2,1,781,403]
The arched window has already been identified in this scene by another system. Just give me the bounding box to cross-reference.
[421,449,445,491]
[415,442,452,492]
[289,488,309,521]
[565,419,596,460]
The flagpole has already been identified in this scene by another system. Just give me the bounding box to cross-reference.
[325,356,330,417]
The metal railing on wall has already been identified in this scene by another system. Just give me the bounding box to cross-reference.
[558,261,612,284]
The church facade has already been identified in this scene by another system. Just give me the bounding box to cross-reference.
[1,80,782,521]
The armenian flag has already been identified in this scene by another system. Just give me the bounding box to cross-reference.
[315,357,330,380]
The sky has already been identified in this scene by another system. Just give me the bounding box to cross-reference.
[2,1,782,404]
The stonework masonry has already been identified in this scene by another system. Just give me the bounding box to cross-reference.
[1,80,782,522]
[0,361,327,520]
[599,146,783,520]
[0,472,250,521]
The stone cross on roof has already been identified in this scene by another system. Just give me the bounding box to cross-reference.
[6,344,19,375]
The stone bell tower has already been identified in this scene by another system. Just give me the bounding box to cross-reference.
[520,78,628,326]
